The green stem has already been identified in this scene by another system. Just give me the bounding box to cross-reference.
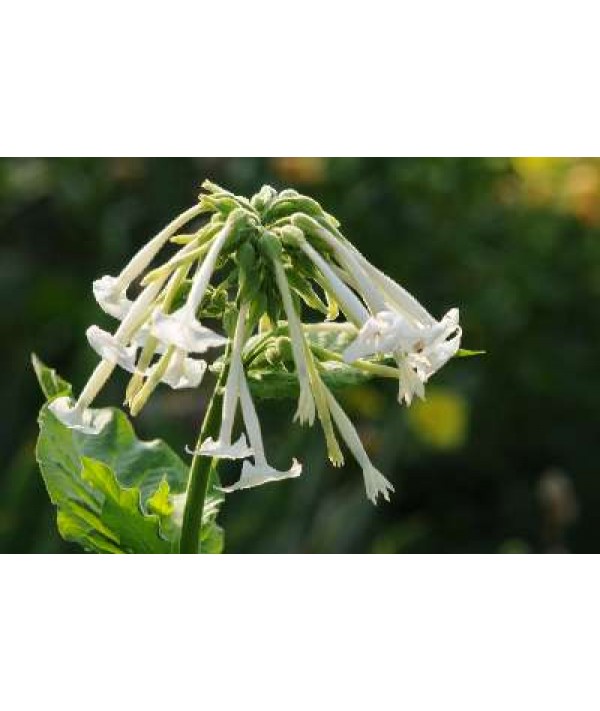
[178,361,228,554]
[309,343,401,379]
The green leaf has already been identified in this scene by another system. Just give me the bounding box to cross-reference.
[34,360,223,554]
[31,353,72,400]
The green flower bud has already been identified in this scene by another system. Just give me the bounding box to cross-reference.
[258,231,283,261]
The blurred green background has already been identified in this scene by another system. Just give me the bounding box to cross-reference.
[1,157,597,553]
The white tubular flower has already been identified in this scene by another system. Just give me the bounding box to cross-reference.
[408,308,462,382]
[93,276,133,320]
[152,310,227,354]
[191,303,253,460]
[298,239,370,326]
[345,307,461,406]
[325,389,394,505]
[301,220,387,315]
[346,243,437,327]
[220,371,302,492]
[343,310,420,363]
[147,348,207,390]
[152,216,237,353]
[271,258,316,426]
[93,203,204,319]
[86,326,138,373]
[50,278,166,433]
[48,360,115,435]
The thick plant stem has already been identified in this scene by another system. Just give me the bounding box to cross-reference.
[178,364,228,554]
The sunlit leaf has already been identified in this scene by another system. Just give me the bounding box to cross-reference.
[33,357,222,554]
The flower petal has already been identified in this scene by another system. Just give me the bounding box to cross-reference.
[48,396,111,435]
[152,308,228,354]
[92,275,132,320]
[189,434,253,460]
[363,465,395,505]
[160,352,207,389]
[219,458,302,492]
[86,326,138,373]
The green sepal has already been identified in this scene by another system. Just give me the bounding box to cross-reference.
[285,268,328,315]
[456,348,486,358]
[262,195,326,225]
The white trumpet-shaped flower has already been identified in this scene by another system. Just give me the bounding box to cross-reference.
[48,393,113,436]
[298,217,387,315]
[93,276,133,320]
[50,277,166,432]
[220,371,302,492]
[48,359,116,435]
[152,309,227,354]
[407,309,462,382]
[152,216,236,353]
[190,303,253,460]
[344,307,461,405]
[86,325,138,373]
[93,203,204,320]
[343,310,417,363]
[325,389,394,505]
[146,348,207,390]
[298,238,370,327]
[271,258,316,426]
[344,240,437,327]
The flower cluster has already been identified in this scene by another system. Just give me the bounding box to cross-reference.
[49,181,462,504]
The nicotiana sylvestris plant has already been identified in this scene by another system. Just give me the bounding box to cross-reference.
[33,180,480,554]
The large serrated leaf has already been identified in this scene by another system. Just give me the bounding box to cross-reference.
[33,357,223,554]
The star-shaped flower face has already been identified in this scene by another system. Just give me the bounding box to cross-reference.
[407,308,461,381]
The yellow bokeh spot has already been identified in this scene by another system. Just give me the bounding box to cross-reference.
[511,157,565,178]
[339,385,386,420]
[271,157,327,185]
[407,388,468,450]
[562,163,600,226]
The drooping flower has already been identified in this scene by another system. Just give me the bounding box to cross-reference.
[146,348,207,390]
[283,225,369,327]
[270,247,316,426]
[343,307,461,406]
[189,302,253,460]
[325,389,394,505]
[219,369,302,492]
[49,275,167,432]
[93,203,205,320]
[152,212,242,353]
[86,325,138,373]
